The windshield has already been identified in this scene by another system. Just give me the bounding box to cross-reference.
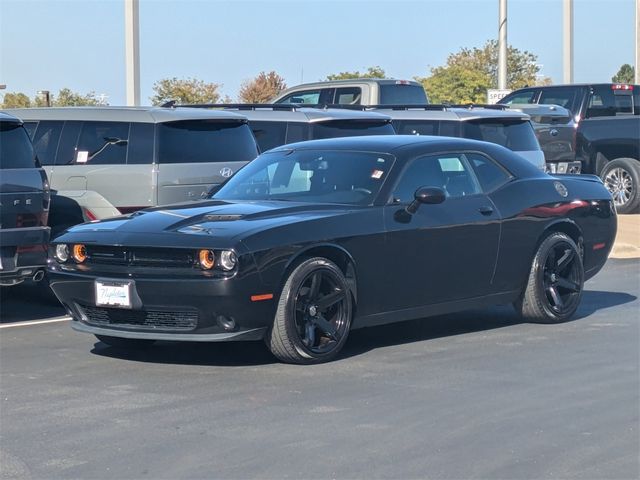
[213,149,395,205]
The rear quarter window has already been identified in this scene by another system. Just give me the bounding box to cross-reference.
[250,121,288,152]
[157,120,258,164]
[0,122,37,169]
[463,120,539,151]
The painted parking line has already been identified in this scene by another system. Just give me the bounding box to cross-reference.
[0,316,71,329]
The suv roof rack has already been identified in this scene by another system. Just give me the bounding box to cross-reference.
[161,102,305,111]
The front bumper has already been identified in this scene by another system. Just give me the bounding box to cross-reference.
[48,268,275,342]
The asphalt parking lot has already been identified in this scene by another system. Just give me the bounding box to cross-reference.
[0,259,638,480]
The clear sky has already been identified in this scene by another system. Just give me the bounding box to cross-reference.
[0,0,636,105]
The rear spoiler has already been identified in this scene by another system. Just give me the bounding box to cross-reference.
[552,173,602,183]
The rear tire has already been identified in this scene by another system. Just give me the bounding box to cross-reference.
[95,335,155,349]
[266,257,353,364]
[515,232,584,323]
[600,158,640,214]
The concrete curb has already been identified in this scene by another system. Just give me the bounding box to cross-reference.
[609,214,639,259]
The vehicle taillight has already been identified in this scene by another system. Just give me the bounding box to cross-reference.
[82,207,98,222]
[612,84,633,91]
[395,80,411,85]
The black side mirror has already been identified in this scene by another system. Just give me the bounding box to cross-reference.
[406,186,446,214]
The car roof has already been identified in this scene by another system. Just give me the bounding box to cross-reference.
[212,106,391,123]
[270,134,494,154]
[278,78,423,89]
[1,106,248,123]
[374,106,529,122]
[0,111,22,123]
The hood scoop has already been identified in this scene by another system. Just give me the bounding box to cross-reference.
[203,214,244,222]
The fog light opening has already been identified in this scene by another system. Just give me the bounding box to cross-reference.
[216,315,236,331]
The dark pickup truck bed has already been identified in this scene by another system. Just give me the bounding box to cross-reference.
[576,115,640,213]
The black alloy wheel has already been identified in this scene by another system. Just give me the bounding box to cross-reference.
[267,257,353,364]
[516,232,584,323]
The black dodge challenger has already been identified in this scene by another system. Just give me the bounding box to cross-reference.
[48,136,616,364]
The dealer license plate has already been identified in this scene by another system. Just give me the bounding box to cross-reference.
[95,281,132,308]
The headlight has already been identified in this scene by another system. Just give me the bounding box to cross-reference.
[198,249,215,270]
[72,244,87,263]
[219,250,237,271]
[54,244,69,263]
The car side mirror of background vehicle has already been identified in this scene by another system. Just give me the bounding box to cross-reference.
[406,186,446,214]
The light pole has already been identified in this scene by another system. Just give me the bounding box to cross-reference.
[498,0,508,90]
[125,0,140,106]
[563,0,574,84]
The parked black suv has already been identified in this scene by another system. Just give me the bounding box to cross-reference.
[0,112,50,286]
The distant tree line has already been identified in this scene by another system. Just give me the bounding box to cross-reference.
[2,40,635,109]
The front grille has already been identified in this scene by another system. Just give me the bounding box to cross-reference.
[86,246,195,268]
[78,304,198,331]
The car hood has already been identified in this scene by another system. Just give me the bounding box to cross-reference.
[55,199,355,249]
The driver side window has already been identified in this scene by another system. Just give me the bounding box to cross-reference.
[392,153,480,203]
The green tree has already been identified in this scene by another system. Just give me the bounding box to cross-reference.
[612,64,635,83]
[52,88,101,106]
[238,71,287,103]
[1,92,32,108]
[326,66,386,81]
[150,77,223,105]
[417,40,548,104]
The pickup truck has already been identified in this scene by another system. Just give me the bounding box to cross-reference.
[575,115,640,213]
[501,84,638,172]
[272,79,428,106]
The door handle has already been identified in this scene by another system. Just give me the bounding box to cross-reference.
[478,206,494,216]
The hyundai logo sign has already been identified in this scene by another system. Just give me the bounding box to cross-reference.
[220,167,233,178]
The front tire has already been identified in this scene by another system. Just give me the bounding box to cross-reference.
[266,257,353,364]
[95,335,155,349]
[515,232,584,323]
[600,158,640,214]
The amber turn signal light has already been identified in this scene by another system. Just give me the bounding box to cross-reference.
[72,244,87,263]
[198,249,215,269]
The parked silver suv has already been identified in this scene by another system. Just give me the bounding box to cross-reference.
[174,104,394,152]
[5,107,258,235]
[374,105,545,170]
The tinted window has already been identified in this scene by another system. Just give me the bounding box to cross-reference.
[0,122,37,169]
[463,120,539,151]
[285,122,307,144]
[215,149,395,205]
[250,121,287,152]
[538,87,586,114]
[55,121,82,165]
[392,154,480,202]
[31,121,63,166]
[157,120,258,164]
[501,89,537,104]
[379,84,428,105]
[127,122,155,164]
[334,87,362,105]
[392,120,460,137]
[311,120,395,139]
[75,121,130,165]
[587,85,635,117]
[23,121,38,139]
[278,90,322,104]
[467,153,511,192]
